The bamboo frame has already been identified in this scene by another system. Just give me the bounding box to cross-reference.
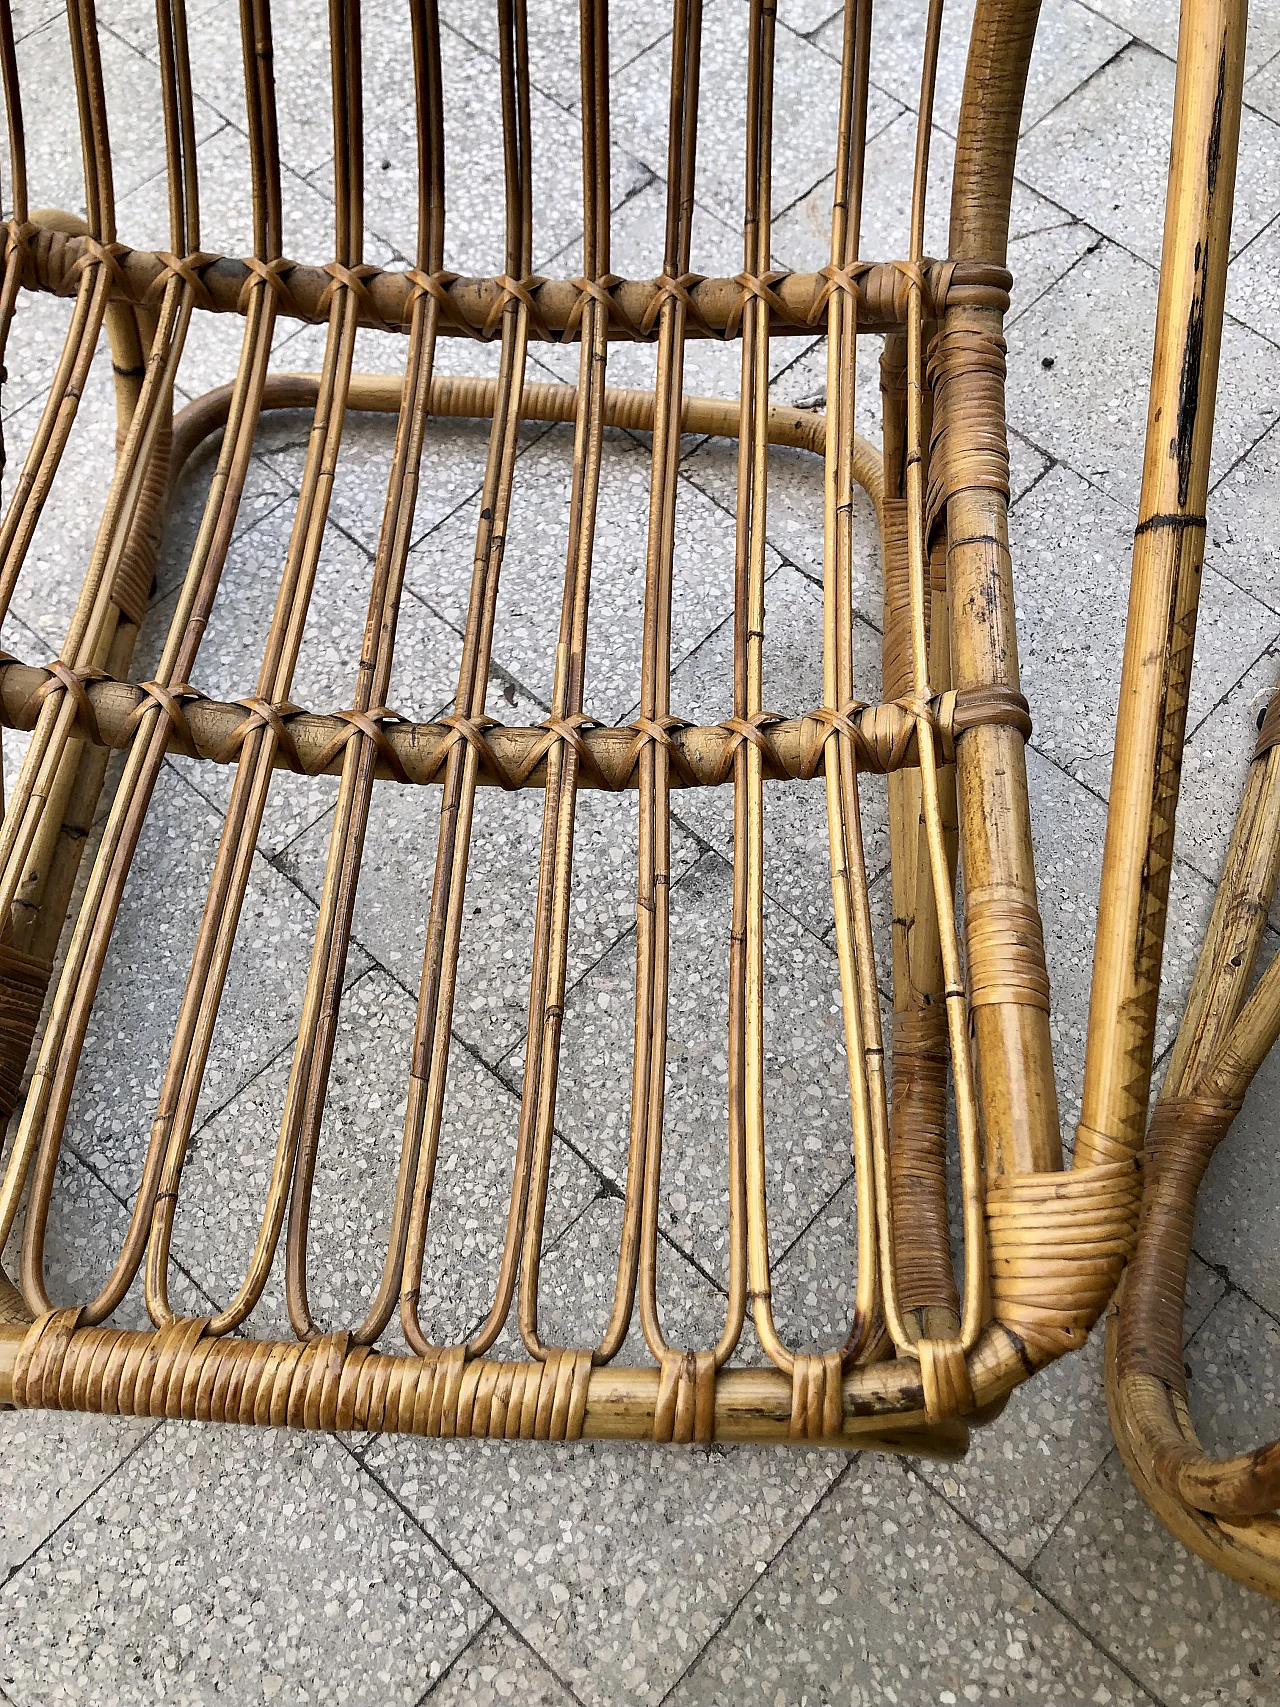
[0,0,1140,1448]
[1100,0,1280,1598]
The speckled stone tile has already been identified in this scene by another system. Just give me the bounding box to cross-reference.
[0,1423,485,1706]
[1,345,133,656]
[761,0,838,36]
[255,360,547,559]
[733,325,882,445]
[668,1460,1155,1706]
[1228,212,1280,344]
[181,0,340,183]
[818,0,1130,141]
[5,1140,213,1328]
[430,1619,575,1707]
[1033,1340,1280,1707]
[275,716,702,1066]
[441,0,672,115]
[152,444,296,603]
[1201,414,1280,614]
[610,0,900,239]
[1185,1286,1280,1461]
[115,122,384,271]
[773,109,942,273]
[6,0,61,43]
[0,1410,158,1583]
[167,967,600,1350]
[545,850,856,1285]
[1,290,74,419]
[361,22,650,276]
[1247,48,1280,124]
[53,758,368,1200]
[99,0,210,50]
[913,1256,1226,1568]
[1010,465,1279,787]
[154,499,467,857]
[406,425,768,723]
[1018,43,1280,269]
[1088,0,1280,76]
[679,400,881,611]
[0,17,224,225]
[361,1428,846,1707]
[1007,241,1280,512]
[761,1174,862,1354]
[1025,746,1214,1134]
[665,562,888,939]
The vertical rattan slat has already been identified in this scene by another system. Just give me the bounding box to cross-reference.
[0,0,1143,1449]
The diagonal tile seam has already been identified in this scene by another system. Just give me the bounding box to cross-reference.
[649,1455,862,1706]
[1072,0,1170,61]
[1006,229,1106,330]
[344,1435,595,1707]
[414,1606,577,1707]
[1009,435,1060,506]
[0,1416,165,1595]
[356,1427,862,1707]
[413,1608,502,1707]
[895,1455,1166,1707]
[1013,34,1139,144]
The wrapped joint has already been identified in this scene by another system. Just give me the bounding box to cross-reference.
[11,1312,595,1440]
[0,940,52,1118]
[918,1337,975,1423]
[925,328,1011,540]
[788,1350,845,1439]
[965,895,1051,1014]
[1117,1095,1241,1392]
[987,1161,1141,1364]
[653,1348,716,1443]
[890,1006,960,1320]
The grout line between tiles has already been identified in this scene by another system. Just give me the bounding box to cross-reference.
[902,1457,1169,1707]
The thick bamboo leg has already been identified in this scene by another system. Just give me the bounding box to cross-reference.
[946,0,1061,1183]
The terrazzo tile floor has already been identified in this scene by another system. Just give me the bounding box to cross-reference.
[2,0,1280,1701]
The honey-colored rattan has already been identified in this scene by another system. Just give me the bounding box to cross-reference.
[0,0,1142,1450]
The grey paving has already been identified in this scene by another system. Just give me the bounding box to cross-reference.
[0,1423,485,1705]
[3,1,1280,1702]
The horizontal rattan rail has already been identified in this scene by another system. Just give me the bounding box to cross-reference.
[12,223,1012,340]
[0,0,1146,1452]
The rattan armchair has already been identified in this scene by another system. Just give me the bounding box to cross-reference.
[1101,0,1280,1600]
[0,0,1140,1450]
